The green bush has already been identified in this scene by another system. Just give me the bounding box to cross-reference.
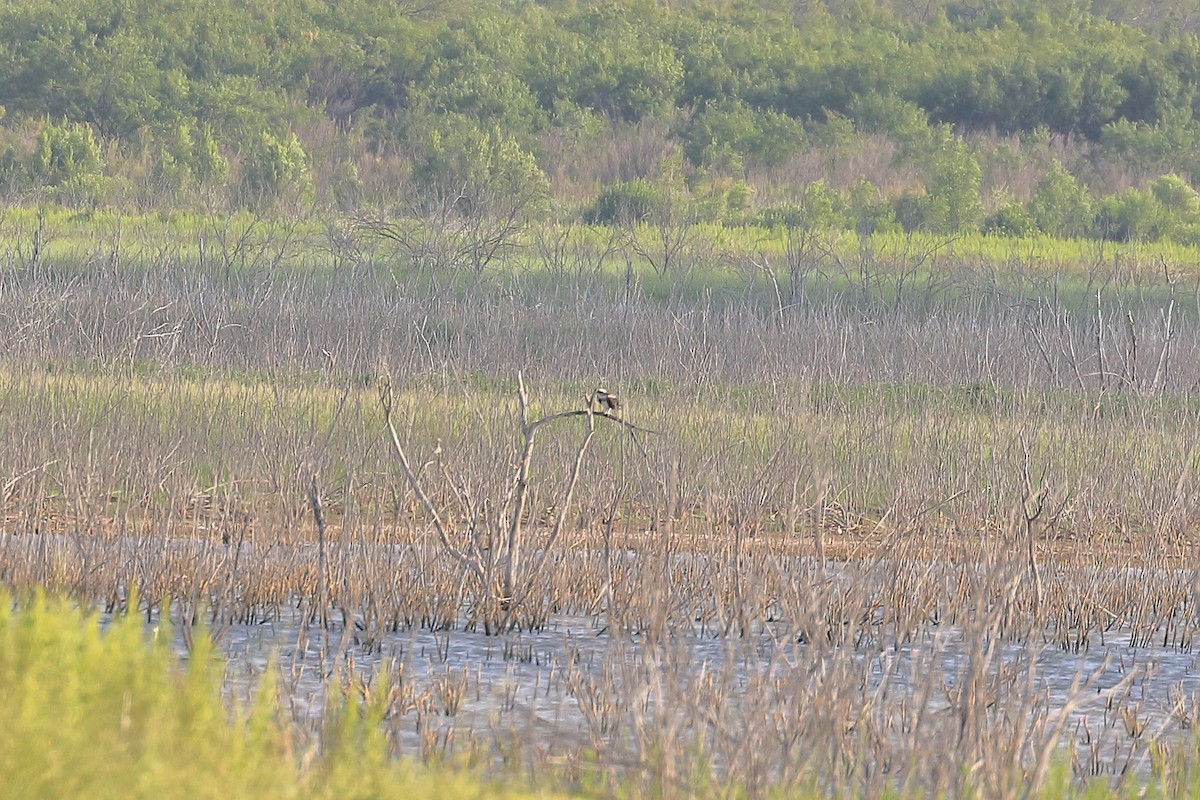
[1149,173,1200,242]
[193,125,230,187]
[1088,178,1200,244]
[847,92,931,145]
[32,119,105,204]
[758,180,849,231]
[846,178,900,236]
[689,171,751,223]
[1094,187,1161,242]
[585,178,664,224]
[922,131,983,234]
[0,592,292,799]
[684,99,806,168]
[1029,160,1092,239]
[983,201,1038,238]
[152,123,229,197]
[409,116,548,218]
[152,124,193,192]
[1096,114,1198,178]
[892,190,929,233]
[240,129,310,208]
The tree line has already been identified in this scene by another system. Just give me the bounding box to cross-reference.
[5,0,1200,244]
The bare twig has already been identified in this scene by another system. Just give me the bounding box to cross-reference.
[380,378,485,585]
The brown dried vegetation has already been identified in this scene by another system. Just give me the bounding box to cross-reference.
[4,220,1200,796]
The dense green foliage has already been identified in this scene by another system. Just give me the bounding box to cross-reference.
[6,0,1200,244]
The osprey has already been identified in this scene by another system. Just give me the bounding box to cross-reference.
[594,387,621,413]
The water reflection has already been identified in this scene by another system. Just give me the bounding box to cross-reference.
[191,605,1200,779]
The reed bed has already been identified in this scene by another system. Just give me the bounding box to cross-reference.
[4,222,1200,796]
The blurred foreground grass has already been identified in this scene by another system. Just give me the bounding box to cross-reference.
[2,594,1200,799]
[0,593,571,800]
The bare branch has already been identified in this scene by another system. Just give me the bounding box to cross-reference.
[380,380,485,585]
[504,406,597,623]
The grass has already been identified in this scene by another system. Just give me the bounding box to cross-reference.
[7,592,1200,799]
[7,205,1200,795]
[7,202,1200,307]
[0,591,577,800]
[4,361,1198,554]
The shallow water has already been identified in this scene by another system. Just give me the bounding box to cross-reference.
[193,603,1200,779]
[8,527,1198,782]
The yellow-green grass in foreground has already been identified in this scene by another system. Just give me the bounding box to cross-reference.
[0,592,572,800]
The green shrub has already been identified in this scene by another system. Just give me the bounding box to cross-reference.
[847,92,931,145]
[32,120,105,205]
[1094,188,1161,242]
[1029,160,1092,239]
[922,131,983,234]
[689,171,750,223]
[892,190,929,233]
[152,123,228,198]
[152,124,193,192]
[758,180,850,231]
[0,592,293,799]
[408,116,548,220]
[193,125,230,187]
[983,201,1037,238]
[1097,115,1198,177]
[585,178,664,224]
[240,129,311,208]
[1149,174,1200,242]
[846,178,900,236]
[684,99,806,168]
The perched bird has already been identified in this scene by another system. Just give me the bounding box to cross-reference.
[594,387,621,413]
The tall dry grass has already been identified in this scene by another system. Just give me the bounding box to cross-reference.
[2,217,1200,794]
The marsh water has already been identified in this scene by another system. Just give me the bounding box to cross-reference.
[9,520,1193,784]
[194,595,1200,779]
